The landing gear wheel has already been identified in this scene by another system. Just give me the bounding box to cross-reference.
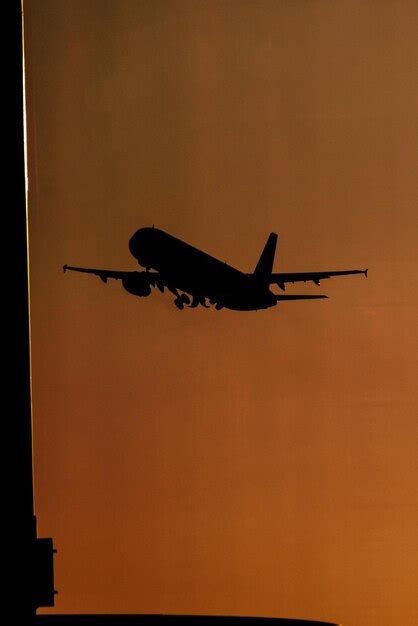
[174,298,184,310]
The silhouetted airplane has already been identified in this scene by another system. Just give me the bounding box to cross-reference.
[63,227,367,311]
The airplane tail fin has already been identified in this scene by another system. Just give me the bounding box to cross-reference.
[254,233,278,283]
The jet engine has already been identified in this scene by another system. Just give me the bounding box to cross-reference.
[122,274,152,297]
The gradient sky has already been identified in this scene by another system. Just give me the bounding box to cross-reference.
[25,2,417,625]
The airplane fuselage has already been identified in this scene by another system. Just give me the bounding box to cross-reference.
[128,227,277,310]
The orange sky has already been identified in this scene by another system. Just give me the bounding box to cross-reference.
[25,2,417,625]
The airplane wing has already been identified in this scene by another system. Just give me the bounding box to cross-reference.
[63,264,133,282]
[63,264,162,286]
[269,269,368,290]
[275,294,328,301]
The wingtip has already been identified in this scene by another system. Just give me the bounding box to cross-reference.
[63,264,68,273]
[364,268,368,278]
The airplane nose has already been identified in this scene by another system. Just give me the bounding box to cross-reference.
[128,231,140,258]
[129,227,155,261]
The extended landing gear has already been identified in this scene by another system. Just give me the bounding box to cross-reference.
[170,288,220,310]
[173,292,191,310]
[190,294,209,308]
[209,298,223,310]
